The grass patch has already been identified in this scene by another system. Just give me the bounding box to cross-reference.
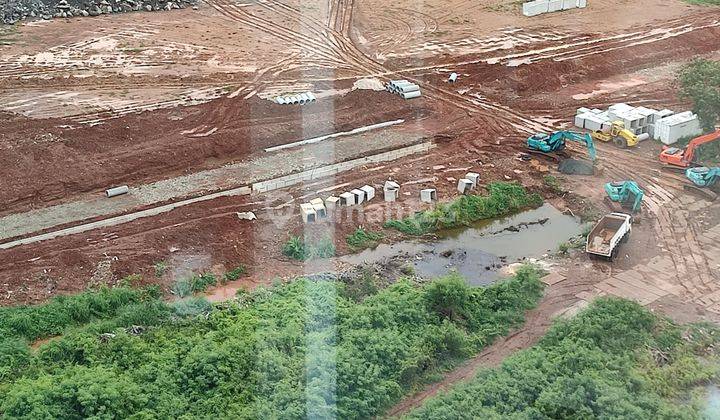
[346,227,384,250]
[686,0,720,5]
[384,182,543,236]
[282,236,336,260]
[0,286,158,342]
[543,174,564,194]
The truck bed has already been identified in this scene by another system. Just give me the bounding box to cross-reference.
[586,214,629,256]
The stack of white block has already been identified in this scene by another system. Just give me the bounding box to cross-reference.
[574,103,702,145]
[523,0,586,17]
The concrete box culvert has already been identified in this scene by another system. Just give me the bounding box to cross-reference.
[106,185,129,198]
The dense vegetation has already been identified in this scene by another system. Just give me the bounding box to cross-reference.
[406,298,720,419]
[679,59,720,134]
[385,182,543,235]
[0,267,543,419]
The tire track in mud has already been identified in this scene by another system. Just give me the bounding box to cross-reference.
[594,144,717,300]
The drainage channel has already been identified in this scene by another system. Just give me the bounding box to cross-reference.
[0,142,435,250]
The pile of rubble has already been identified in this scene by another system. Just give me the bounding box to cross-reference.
[1,0,197,24]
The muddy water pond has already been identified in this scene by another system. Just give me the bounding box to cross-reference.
[342,204,584,286]
[704,384,720,419]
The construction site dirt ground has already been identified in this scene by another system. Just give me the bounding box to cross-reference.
[1,0,720,406]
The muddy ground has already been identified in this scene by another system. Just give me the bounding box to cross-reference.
[0,0,719,391]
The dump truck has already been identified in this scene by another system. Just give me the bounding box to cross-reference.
[586,213,632,260]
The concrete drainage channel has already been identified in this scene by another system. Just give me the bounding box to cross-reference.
[0,141,435,250]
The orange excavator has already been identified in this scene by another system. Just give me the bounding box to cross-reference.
[659,130,720,168]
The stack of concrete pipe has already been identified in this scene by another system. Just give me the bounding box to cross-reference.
[275,92,317,105]
[386,80,422,100]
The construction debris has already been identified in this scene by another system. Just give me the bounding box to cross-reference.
[236,211,257,221]
[300,203,316,223]
[457,179,474,194]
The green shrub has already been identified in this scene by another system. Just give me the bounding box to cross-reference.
[385,182,543,236]
[172,297,213,317]
[407,297,719,420]
[153,261,167,278]
[0,287,146,341]
[282,236,336,260]
[346,228,384,249]
[191,273,217,293]
[223,265,247,283]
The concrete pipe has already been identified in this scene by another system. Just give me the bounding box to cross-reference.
[289,96,299,104]
[401,91,422,100]
[306,92,317,102]
[106,185,129,198]
[298,93,309,104]
[637,133,650,142]
[448,72,458,83]
[276,96,286,105]
[398,84,420,93]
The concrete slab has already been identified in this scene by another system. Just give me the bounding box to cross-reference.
[548,0,563,12]
[541,272,566,285]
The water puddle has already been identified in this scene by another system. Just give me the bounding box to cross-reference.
[704,384,720,419]
[342,204,583,286]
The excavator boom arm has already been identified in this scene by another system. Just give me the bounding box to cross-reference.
[685,130,720,163]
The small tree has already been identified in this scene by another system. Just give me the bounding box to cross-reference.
[678,59,720,132]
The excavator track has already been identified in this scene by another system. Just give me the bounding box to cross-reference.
[683,184,718,201]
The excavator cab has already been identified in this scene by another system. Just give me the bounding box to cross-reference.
[604,181,643,213]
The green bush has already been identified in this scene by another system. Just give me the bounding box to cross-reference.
[191,273,217,293]
[346,228,384,250]
[385,182,543,235]
[153,261,167,278]
[0,268,543,419]
[0,287,147,342]
[406,297,720,420]
[223,265,247,282]
[282,236,336,260]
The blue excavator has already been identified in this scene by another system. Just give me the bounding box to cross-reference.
[684,166,719,201]
[527,130,597,162]
[604,180,644,213]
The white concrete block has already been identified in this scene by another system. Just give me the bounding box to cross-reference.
[360,185,376,202]
[339,192,356,206]
[561,0,575,9]
[309,198,324,207]
[576,0,587,7]
[523,0,549,16]
[384,180,400,191]
[325,196,340,210]
[576,107,591,115]
[465,172,480,188]
[574,114,588,129]
[548,0,563,12]
[384,189,399,202]
[351,188,365,205]
[421,189,437,203]
[312,202,327,219]
[458,179,474,195]
[300,203,317,223]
